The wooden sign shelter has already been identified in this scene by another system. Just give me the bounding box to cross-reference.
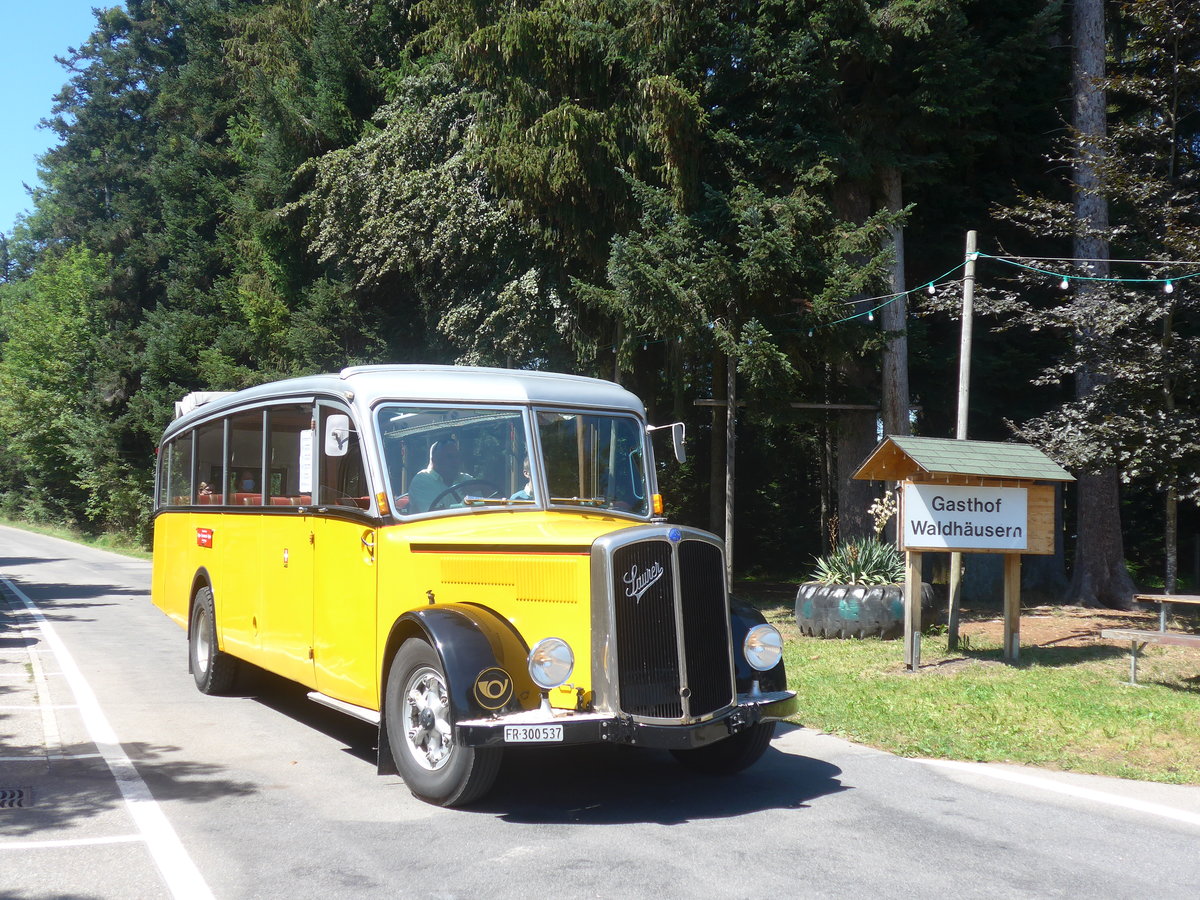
[854,436,1075,670]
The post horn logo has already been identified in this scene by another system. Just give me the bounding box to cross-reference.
[473,667,513,710]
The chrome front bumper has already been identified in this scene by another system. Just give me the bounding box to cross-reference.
[456,690,797,749]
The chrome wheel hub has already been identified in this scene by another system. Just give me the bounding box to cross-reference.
[403,666,453,771]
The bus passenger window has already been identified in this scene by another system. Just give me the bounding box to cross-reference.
[161,434,193,506]
[194,420,225,505]
[228,411,265,506]
[266,406,312,505]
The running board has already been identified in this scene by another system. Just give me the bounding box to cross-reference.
[307,691,381,726]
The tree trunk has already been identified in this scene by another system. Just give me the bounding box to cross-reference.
[1065,0,1135,610]
[836,405,878,539]
[1165,487,1178,594]
[832,178,882,539]
[880,167,911,439]
[709,352,727,535]
[820,362,836,549]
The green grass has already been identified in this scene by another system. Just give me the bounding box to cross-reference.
[759,601,1200,785]
[0,516,150,559]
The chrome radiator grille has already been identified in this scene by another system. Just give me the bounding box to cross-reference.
[610,537,734,721]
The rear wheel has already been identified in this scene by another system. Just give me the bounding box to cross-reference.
[385,638,502,806]
[189,586,238,694]
[670,722,776,775]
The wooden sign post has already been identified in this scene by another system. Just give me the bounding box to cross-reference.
[854,437,1074,671]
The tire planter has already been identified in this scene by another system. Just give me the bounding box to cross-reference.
[795,582,935,639]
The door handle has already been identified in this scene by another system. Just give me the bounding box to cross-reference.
[361,531,376,560]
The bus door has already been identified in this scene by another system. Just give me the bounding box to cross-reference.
[311,403,379,709]
[256,403,317,686]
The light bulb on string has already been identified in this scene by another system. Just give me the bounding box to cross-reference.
[1060,276,1070,290]
[927,283,936,295]
[868,310,874,322]
[1164,280,1175,294]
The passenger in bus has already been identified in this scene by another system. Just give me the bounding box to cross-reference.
[510,458,534,502]
[238,471,256,491]
[408,440,470,513]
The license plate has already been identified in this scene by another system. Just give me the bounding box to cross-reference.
[504,724,563,743]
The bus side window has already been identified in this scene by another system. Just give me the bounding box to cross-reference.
[194,419,225,505]
[229,411,265,505]
[266,405,312,505]
[163,433,193,506]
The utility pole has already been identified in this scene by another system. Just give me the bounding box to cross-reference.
[725,360,737,593]
[947,230,978,650]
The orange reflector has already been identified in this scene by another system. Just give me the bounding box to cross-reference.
[652,493,664,515]
[376,492,390,516]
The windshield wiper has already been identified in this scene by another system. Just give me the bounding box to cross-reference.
[462,497,538,507]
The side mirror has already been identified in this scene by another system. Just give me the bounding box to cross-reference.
[325,414,352,457]
[671,422,686,464]
[647,421,687,464]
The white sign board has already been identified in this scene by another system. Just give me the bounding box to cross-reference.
[902,483,1029,551]
[298,430,313,494]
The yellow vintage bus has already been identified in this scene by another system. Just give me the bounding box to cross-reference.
[152,366,795,805]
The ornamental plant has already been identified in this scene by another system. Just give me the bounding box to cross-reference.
[810,537,905,586]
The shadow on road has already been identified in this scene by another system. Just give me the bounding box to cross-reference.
[478,733,847,824]
[0,570,140,626]
[0,738,259,838]
[234,665,846,824]
[235,665,380,763]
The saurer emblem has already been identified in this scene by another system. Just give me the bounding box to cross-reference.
[624,561,664,604]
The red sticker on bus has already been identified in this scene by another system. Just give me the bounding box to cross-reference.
[196,528,214,548]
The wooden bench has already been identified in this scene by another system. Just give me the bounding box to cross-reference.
[1100,593,1200,684]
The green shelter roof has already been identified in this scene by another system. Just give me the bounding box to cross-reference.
[853,435,1075,483]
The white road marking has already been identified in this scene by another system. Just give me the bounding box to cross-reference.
[10,607,63,751]
[0,576,215,899]
[921,758,1200,828]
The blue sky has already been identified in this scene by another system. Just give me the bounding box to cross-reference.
[2,3,105,234]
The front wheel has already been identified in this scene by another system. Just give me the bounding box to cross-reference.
[189,586,238,694]
[385,638,502,806]
[670,722,776,775]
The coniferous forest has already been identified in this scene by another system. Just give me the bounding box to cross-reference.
[1,1,1197,606]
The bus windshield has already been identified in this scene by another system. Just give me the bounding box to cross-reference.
[537,411,648,515]
[375,405,650,517]
[377,406,532,515]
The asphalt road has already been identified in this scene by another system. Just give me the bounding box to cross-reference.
[3,522,1200,899]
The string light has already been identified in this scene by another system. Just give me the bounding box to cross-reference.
[602,248,1199,354]
[982,252,1200,289]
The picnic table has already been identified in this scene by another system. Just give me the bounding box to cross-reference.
[1100,594,1200,684]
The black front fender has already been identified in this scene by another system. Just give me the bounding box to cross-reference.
[385,604,539,722]
[377,603,537,775]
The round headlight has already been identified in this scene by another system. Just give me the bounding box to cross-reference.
[528,637,575,689]
[743,623,783,672]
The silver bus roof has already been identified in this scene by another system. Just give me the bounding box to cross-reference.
[165,366,646,438]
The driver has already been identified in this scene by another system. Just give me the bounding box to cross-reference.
[408,440,470,513]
